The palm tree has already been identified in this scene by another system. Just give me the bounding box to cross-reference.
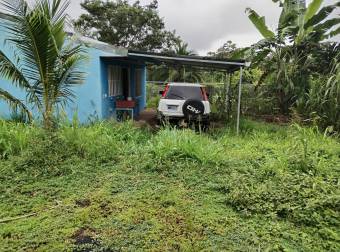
[173,41,195,56]
[149,41,203,83]
[246,0,340,114]
[0,0,86,128]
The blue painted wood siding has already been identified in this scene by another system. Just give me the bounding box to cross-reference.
[0,29,147,123]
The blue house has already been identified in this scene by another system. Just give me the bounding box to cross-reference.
[0,34,147,123]
[1,30,247,124]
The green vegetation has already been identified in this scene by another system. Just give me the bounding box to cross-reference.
[0,1,339,250]
[0,0,85,128]
[74,0,180,51]
[147,41,204,84]
[1,120,339,251]
[202,0,340,131]
[244,0,340,129]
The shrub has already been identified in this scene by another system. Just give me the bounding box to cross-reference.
[5,121,150,176]
[305,78,340,132]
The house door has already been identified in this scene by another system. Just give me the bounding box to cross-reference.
[122,67,130,98]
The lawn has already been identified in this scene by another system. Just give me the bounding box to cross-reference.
[0,119,339,251]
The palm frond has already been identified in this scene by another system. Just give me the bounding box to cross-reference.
[0,87,32,121]
[48,43,86,105]
[0,0,84,127]
[0,49,45,111]
[0,50,30,89]
[327,26,340,39]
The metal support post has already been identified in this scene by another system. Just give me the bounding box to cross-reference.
[236,67,243,135]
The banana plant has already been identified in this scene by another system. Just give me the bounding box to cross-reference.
[246,0,340,59]
[245,0,339,113]
[295,0,340,44]
[0,0,86,128]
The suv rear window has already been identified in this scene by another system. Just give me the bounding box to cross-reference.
[165,86,203,100]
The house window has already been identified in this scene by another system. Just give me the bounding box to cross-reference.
[135,68,143,97]
[108,65,123,97]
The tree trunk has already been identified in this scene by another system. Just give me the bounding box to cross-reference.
[278,88,289,115]
[43,102,53,129]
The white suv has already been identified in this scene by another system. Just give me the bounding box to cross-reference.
[157,83,211,127]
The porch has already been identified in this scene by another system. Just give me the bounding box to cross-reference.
[100,57,147,120]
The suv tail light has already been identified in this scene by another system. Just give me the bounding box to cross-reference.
[162,84,170,98]
[201,87,208,101]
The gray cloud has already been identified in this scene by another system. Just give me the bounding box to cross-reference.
[154,0,281,53]
[66,0,339,54]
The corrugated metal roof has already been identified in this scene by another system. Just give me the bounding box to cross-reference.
[68,33,128,56]
[67,34,247,71]
[128,50,247,72]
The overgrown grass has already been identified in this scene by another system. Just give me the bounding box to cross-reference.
[0,119,339,251]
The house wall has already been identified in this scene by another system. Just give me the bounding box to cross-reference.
[62,47,104,123]
[0,28,141,123]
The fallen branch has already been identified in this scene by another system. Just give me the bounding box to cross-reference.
[0,213,37,224]
[0,202,65,224]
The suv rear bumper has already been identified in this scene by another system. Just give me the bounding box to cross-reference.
[157,111,210,122]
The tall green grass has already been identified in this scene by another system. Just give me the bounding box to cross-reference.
[0,119,339,251]
[0,120,42,158]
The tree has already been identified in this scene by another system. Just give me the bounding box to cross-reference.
[0,0,86,128]
[246,0,340,114]
[74,0,181,51]
[171,41,195,56]
[148,41,203,83]
[205,40,250,85]
[207,41,239,59]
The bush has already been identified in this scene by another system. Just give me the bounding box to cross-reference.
[59,121,149,162]
[147,96,160,109]
[3,121,151,176]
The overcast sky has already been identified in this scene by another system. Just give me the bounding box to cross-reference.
[66,0,339,55]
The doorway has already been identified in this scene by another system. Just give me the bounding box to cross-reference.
[122,67,130,98]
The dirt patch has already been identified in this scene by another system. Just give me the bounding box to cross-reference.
[258,114,290,124]
[71,228,116,252]
[135,108,158,128]
[75,199,91,208]
[71,228,101,252]
[99,202,114,217]
[72,228,98,246]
